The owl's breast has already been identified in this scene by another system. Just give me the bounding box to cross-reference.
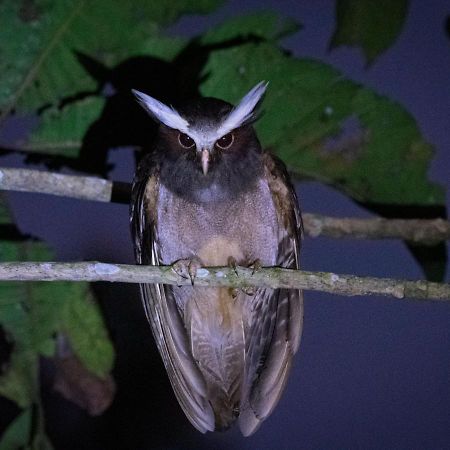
[155,179,279,267]
[196,236,244,266]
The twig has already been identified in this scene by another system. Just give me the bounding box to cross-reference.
[0,167,112,202]
[0,167,449,245]
[303,213,450,245]
[0,262,448,301]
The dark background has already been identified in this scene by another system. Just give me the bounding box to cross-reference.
[1,0,449,448]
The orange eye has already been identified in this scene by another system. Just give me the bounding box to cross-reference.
[178,133,195,149]
[215,133,234,149]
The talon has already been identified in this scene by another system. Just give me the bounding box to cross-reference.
[188,263,198,286]
[249,259,262,276]
[172,258,202,286]
[228,256,239,277]
[243,286,255,296]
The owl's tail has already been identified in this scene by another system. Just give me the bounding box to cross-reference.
[186,287,246,432]
[209,387,240,431]
[200,332,244,431]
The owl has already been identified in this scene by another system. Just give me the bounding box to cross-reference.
[130,82,303,436]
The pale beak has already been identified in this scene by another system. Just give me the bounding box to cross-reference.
[201,148,209,175]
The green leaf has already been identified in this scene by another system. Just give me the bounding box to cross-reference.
[0,0,222,119]
[60,283,114,377]
[24,32,188,158]
[0,409,32,450]
[0,344,37,408]
[330,0,409,64]
[200,42,444,206]
[0,241,114,404]
[139,35,188,62]
[23,30,187,157]
[0,195,114,406]
[201,12,301,45]
[26,96,105,157]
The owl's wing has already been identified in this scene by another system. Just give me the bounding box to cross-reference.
[130,154,215,433]
[239,152,304,436]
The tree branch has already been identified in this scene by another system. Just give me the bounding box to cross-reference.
[0,167,112,202]
[302,213,450,245]
[0,262,448,301]
[1,167,449,245]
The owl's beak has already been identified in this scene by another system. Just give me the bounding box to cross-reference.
[201,148,209,175]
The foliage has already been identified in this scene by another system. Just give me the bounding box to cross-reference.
[330,0,409,64]
[0,2,442,206]
[0,195,114,448]
[0,0,222,117]
[200,41,442,205]
[0,0,445,446]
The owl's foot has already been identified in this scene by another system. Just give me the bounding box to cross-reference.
[172,258,202,286]
[248,259,262,275]
[227,256,239,277]
[242,259,262,296]
[242,286,255,296]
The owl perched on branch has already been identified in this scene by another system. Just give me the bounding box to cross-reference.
[130,82,303,436]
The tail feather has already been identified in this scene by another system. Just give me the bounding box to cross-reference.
[209,390,240,430]
[186,287,245,431]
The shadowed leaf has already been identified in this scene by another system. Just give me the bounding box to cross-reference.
[330,0,409,64]
[200,41,444,206]
[0,408,32,450]
[201,11,301,45]
[0,0,222,121]
[53,334,116,416]
[25,97,105,158]
[0,195,114,443]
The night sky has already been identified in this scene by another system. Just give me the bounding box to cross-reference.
[1,1,449,449]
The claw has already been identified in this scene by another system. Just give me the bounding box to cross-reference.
[241,259,262,295]
[228,256,239,277]
[242,286,256,296]
[248,259,262,276]
[172,258,202,286]
[230,288,239,299]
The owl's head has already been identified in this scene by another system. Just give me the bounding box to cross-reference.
[132,82,267,176]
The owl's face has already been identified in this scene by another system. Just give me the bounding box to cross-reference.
[133,82,267,177]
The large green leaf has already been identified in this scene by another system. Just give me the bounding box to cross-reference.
[25,96,105,157]
[0,195,114,447]
[0,0,222,120]
[0,259,113,443]
[22,11,299,160]
[0,240,114,405]
[0,409,32,450]
[24,34,187,158]
[200,42,444,206]
[0,407,54,450]
[201,11,301,45]
[60,283,114,377]
[330,0,409,64]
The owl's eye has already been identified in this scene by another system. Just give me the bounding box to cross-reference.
[215,133,234,150]
[178,133,195,149]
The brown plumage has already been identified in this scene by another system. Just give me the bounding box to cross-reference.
[130,82,303,436]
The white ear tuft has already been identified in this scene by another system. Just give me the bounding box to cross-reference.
[132,89,190,133]
[217,81,268,136]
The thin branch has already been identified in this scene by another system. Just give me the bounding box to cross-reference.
[303,213,450,245]
[0,262,448,301]
[1,167,449,245]
[0,167,112,202]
